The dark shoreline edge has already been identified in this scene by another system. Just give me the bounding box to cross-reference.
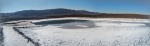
[0,14,149,22]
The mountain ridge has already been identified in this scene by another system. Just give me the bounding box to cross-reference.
[0,8,100,16]
[0,8,149,22]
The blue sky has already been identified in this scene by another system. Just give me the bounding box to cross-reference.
[1,0,150,15]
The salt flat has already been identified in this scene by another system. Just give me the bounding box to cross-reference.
[1,18,150,46]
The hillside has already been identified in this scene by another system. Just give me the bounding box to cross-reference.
[0,8,149,22]
[0,8,99,16]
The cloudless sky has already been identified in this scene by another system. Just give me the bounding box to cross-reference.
[1,0,150,15]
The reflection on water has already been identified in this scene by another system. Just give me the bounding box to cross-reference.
[145,23,150,27]
[33,19,149,29]
[59,21,97,29]
[33,19,97,29]
[33,19,89,25]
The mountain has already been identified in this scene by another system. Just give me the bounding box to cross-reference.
[1,8,99,16]
[0,8,149,22]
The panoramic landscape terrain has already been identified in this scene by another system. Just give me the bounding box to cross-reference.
[0,0,150,46]
[0,8,149,22]
[0,8,150,46]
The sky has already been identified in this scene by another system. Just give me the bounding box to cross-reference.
[0,0,150,15]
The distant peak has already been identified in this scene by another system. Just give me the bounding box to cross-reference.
[51,8,71,10]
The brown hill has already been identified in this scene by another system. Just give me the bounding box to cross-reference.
[47,14,150,19]
[0,14,149,22]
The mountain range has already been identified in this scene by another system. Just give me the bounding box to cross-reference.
[0,8,100,16]
[0,8,149,22]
